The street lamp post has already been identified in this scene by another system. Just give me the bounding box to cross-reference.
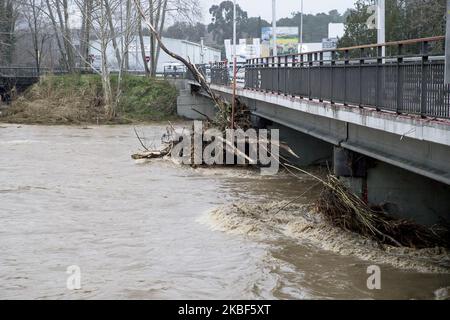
[377,0,386,57]
[445,0,450,84]
[299,0,304,53]
[231,0,237,128]
[272,0,277,56]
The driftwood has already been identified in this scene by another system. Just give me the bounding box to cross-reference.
[316,174,450,249]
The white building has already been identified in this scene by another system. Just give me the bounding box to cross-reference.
[90,37,221,73]
[328,23,345,39]
[224,38,261,63]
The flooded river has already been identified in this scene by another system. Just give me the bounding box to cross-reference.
[0,124,449,300]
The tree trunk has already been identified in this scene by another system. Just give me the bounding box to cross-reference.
[62,0,74,70]
[149,0,155,76]
[154,0,168,73]
[45,0,68,71]
[55,0,73,71]
[104,0,122,69]
[138,14,150,76]
[123,0,131,71]
[80,0,93,69]
[99,0,114,119]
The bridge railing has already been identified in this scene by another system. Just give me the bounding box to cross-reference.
[0,66,42,78]
[245,36,449,119]
[211,61,230,86]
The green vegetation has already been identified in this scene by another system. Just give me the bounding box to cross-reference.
[1,74,179,125]
[117,76,178,122]
[0,0,16,64]
[339,0,446,49]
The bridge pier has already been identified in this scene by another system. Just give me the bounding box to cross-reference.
[333,147,450,225]
[175,80,217,120]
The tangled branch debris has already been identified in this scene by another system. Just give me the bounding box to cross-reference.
[315,175,450,249]
[132,0,449,250]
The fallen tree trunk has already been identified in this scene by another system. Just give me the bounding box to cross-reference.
[133,0,250,131]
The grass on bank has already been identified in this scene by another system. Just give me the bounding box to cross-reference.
[0,74,179,124]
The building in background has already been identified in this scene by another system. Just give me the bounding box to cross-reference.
[321,23,346,60]
[90,37,221,73]
[224,38,261,63]
[220,22,346,61]
[328,23,345,39]
[261,27,299,56]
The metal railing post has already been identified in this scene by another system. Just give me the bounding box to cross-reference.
[396,44,403,114]
[376,46,383,111]
[421,41,429,117]
[344,50,349,106]
[300,53,304,98]
[330,50,336,104]
[284,55,288,96]
[359,48,364,107]
[319,52,323,102]
[308,53,313,100]
[292,55,297,98]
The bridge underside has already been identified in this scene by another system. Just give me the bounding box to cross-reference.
[207,84,450,186]
[0,77,39,101]
[184,81,450,224]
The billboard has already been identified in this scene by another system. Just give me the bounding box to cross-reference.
[261,27,299,56]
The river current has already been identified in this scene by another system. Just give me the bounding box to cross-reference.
[0,124,448,299]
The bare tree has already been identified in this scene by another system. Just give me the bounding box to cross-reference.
[0,0,19,64]
[136,0,201,76]
[18,0,52,72]
[79,0,93,68]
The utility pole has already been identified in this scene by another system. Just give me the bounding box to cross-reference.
[299,0,304,53]
[231,0,237,128]
[377,0,386,57]
[200,38,205,64]
[272,0,277,56]
[445,0,450,85]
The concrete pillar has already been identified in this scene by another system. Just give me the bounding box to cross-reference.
[333,147,450,225]
[366,161,450,225]
[175,81,217,120]
[333,147,368,200]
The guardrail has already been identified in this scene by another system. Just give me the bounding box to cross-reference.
[211,61,229,86]
[185,64,209,81]
[0,67,42,78]
[244,36,449,119]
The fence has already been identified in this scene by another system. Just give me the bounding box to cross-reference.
[243,36,449,119]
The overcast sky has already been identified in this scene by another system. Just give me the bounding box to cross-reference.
[199,0,357,23]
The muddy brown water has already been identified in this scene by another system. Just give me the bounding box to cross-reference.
[0,124,448,299]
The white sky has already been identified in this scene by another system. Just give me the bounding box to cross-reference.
[200,0,357,23]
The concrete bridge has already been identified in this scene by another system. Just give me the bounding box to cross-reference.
[0,67,40,102]
[179,36,450,225]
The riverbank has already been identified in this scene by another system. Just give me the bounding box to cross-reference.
[0,74,180,125]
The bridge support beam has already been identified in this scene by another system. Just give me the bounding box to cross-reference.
[333,147,368,201]
[176,81,217,120]
[267,122,333,166]
[333,147,450,225]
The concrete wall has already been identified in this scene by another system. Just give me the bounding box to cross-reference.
[176,81,217,120]
[366,161,450,225]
